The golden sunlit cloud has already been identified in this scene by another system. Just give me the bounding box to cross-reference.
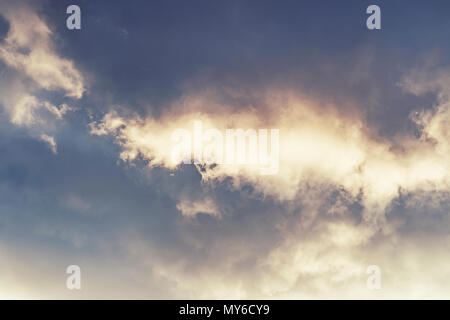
[91,87,450,227]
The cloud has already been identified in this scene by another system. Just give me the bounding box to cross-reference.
[2,1,450,300]
[0,1,84,152]
[82,63,450,298]
[176,197,220,218]
[113,191,450,299]
[401,67,450,156]
[8,94,42,127]
[91,87,450,228]
[39,134,56,154]
[0,2,84,98]
[1,66,450,299]
[6,94,72,128]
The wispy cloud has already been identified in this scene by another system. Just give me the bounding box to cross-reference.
[0,1,84,152]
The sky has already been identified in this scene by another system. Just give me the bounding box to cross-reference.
[1,0,450,299]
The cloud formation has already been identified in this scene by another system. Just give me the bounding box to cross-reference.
[0,2,84,98]
[0,1,84,151]
[2,0,450,300]
[83,75,450,299]
[91,86,450,228]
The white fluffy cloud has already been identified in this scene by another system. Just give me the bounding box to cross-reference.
[91,88,450,227]
[0,1,84,151]
[0,2,84,98]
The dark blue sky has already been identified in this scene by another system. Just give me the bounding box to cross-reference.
[37,0,450,133]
